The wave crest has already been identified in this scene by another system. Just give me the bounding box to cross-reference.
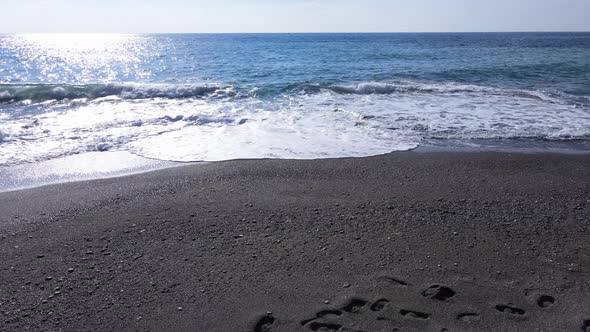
[291,81,555,102]
[0,83,232,104]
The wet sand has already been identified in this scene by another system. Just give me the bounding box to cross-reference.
[0,151,589,331]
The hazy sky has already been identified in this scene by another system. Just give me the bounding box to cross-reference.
[2,0,589,33]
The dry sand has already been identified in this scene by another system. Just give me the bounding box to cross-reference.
[1,151,589,331]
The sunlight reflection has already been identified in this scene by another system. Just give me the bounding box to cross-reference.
[8,34,151,82]
[20,33,133,50]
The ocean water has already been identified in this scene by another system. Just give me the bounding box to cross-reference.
[1,33,590,166]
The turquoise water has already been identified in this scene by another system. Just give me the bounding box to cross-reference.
[1,33,589,165]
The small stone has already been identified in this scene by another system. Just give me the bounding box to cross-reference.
[342,283,351,288]
[37,254,45,258]
[45,276,53,281]
[324,300,330,304]
[177,307,183,311]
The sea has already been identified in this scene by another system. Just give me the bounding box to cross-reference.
[1,33,589,170]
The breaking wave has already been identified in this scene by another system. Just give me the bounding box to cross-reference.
[1,80,589,165]
[291,82,557,102]
[0,83,234,104]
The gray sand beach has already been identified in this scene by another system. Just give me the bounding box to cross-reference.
[1,151,589,331]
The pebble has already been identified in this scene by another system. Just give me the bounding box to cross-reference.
[177,307,183,311]
[67,268,74,273]
[45,276,53,281]
[343,283,351,288]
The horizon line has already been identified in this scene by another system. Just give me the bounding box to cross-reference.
[1,31,590,35]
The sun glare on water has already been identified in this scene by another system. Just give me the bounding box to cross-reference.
[8,34,150,82]
[21,33,132,49]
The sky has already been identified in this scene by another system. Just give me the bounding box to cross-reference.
[1,0,589,33]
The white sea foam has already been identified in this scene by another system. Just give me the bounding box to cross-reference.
[0,82,588,165]
[301,81,559,102]
[0,83,231,103]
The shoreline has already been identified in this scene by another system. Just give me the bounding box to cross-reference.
[0,151,184,193]
[2,140,590,193]
[0,151,589,331]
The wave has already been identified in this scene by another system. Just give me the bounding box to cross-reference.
[0,81,569,107]
[0,83,233,104]
[289,81,557,102]
[0,80,564,105]
[1,78,589,166]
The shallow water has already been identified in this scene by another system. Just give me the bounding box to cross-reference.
[1,33,589,165]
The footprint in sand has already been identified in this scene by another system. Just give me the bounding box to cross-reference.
[253,314,275,332]
[301,310,343,326]
[370,299,390,312]
[341,298,369,313]
[422,285,456,302]
[457,313,480,322]
[495,304,526,316]
[302,297,399,331]
[399,309,430,320]
[307,321,342,331]
[300,298,369,330]
[536,295,555,308]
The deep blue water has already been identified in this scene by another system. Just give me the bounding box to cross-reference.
[0,33,589,165]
